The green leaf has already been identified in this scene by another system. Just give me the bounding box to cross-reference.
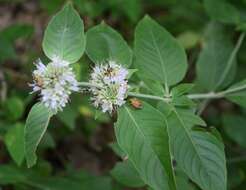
[196,22,236,91]
[0,37,16,63]
[204,0,240,24]
[42,3,85,63]
[0,165,28,185]
[109,142,127,158]
[222,115,246,147]
[115,102,177,190]
[172,96,196,108]
[171,83,194,97]
[0,164,113,190]
[5,96,24,121]
[110,161,145,188]
[86,23,132,67]
[40,0,64,14]
[24,103,51,168]
[121,0,142,22]
[166,108,227,190]
[225,79,246,108]
[227,165,244,188]
[134,15,187,87]
[176,169,196,190]
[0,24,34,42]
[4,123,25,166]
[57,106,78,130]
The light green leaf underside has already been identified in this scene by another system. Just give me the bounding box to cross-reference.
[42,3,85,63]
[196,22,236,91]
[166,109,227,190]
[4,123,25,166]
[115,102,176,190]
[86,23,132,67]
[24,103,51,168]
[134,15,187,86]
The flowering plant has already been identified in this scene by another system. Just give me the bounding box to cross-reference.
[20,2,246,190]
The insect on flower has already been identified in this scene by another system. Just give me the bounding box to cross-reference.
[129,98,142,109]
[32,74,44,88]
[89,60,129,113]
[30,57,79,113]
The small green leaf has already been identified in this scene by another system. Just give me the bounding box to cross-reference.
[111,161,145,188]
[134,15,187,87]
[171,83,194,97]
[204,0,240,24]
[86,23,132,67]
[196,22,236,91]
[172,96,196,108]
[5,96,24,121]
[24,103,51,168]
[4,123,25,166]
[115,102,177,190]
[42,3,85,63]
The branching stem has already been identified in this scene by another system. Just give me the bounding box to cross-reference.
[78,81,246,102]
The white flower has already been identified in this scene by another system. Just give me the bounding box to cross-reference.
[30,57,79,113]
[89,60,128,113]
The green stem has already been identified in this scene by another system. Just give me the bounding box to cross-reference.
[78,82,101,88]
[78,81,246,102]
[128,92,170,102]
[215,32,245,89]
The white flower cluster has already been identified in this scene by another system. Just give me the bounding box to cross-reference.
[89,61,128,113]
[30,57,79,113]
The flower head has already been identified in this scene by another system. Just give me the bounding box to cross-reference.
[30,57,79,113]
[89,60,128,113]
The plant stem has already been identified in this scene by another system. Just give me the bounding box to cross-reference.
[78,82,101,88]
[78,81,246,102]
[215,32,245,89]
[128,92,170,102]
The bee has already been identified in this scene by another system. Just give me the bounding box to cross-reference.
[33,74,44,88]
[129,98,142,109]
[104,66,114,76]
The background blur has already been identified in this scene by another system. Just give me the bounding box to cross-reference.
[0,0,246,189]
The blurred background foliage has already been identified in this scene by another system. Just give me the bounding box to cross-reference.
[0,0,246,189]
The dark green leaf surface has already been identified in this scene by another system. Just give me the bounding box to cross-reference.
[24,103,51,168]
[86,23,132,67]
[115,102,176,190]
[134,15,187,87]
[196,22,236,91]
[166,108,227,190]
[111,161,145,188]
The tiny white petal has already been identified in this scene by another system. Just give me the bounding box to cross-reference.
[30,57,79,112]
[89,60,128,113]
